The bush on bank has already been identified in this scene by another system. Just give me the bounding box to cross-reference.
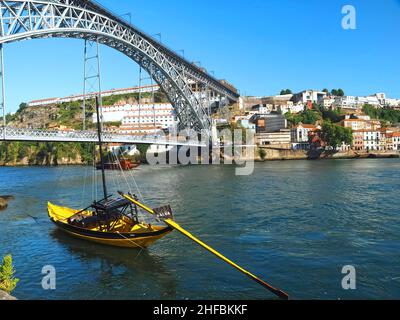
[0,254,19,294]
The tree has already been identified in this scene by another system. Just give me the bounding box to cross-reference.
[302,110,321,124]
[318,106,343,123]
[285,109,321,126]
[330,89,345,97]
[258,148,267,161]
[363,104,400,124]
[0,254,19,294]
[322,88,329,94]
[280,89,292,95]
[136,144,151,163]
[321,121,353,150]
[17,103,28,114]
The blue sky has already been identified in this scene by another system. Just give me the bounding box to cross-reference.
[3,0,400,113]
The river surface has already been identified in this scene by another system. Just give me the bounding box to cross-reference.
[0,159,400,300]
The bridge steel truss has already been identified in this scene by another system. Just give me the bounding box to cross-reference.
[0,0,239,133]
[0,126,207,147]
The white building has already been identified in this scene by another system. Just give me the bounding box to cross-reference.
[94,103,178,135]
[251,104,270,115]
[372,93,400,107]
[320,97,335,108]
[393,132,400,151]
[332,95,382,109]
[121,103,177,129]
[385,98,400,107]
[256,129,291,147]
[291,123,320,143]
[361,130,382,151]
[28,85,159,107]
[341,118,381,131]
[355,96,381,107]
[292,90,327,105]
[332,96,356,109]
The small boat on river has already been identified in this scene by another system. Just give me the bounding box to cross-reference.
[96,159,140,171]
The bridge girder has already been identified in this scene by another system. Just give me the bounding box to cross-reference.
[0,0,239,132]
[0,126,207,147]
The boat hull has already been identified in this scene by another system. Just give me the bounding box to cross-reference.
[48,203,172,249]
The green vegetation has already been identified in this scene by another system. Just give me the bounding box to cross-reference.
[1,102,29,123]
[0,254,19,294]
[330,89,345,96]
[362,104,400,125]
[258,148,267,160]
[58,101,83,129]
[286,104,345,126]
[101,90,169,106]
[0,142,94,165]
[315,105,343,123]
[136,144,151,163]
[280,89,292,95]
[285,109,322,126]
[320,121,353,149]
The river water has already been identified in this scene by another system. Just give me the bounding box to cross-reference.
[0,159,399,300]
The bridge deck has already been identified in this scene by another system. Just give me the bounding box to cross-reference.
[0,127,206,147]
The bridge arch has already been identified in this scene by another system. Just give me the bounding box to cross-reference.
[0,0,238,132]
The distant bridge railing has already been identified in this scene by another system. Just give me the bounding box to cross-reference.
[0,127,206,147]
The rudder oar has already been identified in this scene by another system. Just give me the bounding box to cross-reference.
[119,192,289,300]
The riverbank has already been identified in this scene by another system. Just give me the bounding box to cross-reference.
[1,148,399,167]
[0,290,16,300]
[0,160,84,167]
[257,147,400,161]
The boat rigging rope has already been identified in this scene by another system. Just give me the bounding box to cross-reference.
[92,145,98,202]
[81,158,90,206]
[119,150,144,201]
[111,149,127,193]
[108,151,120,193]
[116,231,146,251]
[115,148,153,225]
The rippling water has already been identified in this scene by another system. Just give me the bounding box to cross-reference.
[1,160,400,300]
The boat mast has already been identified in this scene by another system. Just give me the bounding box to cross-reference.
[95,96,108,199]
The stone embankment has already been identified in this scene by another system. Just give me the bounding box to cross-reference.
[258,147,400,161]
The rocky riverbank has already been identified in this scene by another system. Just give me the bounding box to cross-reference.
[0,290,16,300]
[0,141,90,167]
[0,157,84,167]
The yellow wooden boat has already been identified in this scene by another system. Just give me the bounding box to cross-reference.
[48,199,173,249]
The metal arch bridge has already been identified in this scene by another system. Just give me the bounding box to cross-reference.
[0,0,239,133]
[0,127,207,147]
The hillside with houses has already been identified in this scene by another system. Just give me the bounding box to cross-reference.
[233,89,400,159]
